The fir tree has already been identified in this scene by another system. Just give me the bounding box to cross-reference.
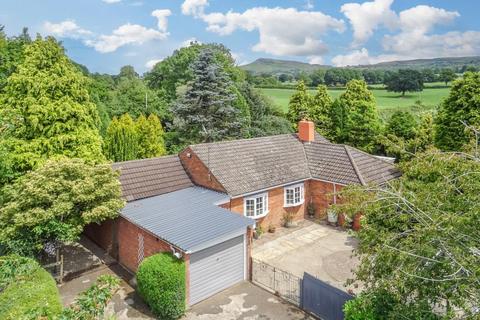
[0,37,103,183]
[310,85,333,138]
[171,48,243,144]
[104,114,138,162]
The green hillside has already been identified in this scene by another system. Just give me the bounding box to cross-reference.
[240,58,326,75]
[241,56,480,75]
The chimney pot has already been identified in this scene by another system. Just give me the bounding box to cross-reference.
[298,120,315,142]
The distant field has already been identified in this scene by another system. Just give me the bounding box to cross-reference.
[261,86,451,119]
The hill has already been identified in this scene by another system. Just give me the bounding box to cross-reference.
[241,56,480,75]
[240,58,326,75]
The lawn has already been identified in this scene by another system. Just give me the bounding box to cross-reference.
[261,87,451,119]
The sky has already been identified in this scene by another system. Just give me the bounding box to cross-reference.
[1,0,479,74]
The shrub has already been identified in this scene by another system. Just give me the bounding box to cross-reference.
[137,253,186,320]
[0,255,62,319]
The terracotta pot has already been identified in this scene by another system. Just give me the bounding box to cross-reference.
[337,213,346,227]
[353,213,362,231]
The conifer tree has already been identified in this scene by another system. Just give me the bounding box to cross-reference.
[287,81,312,126]
[311,85,333,138]
[136,114,166,159]
[0,37,103,182]
[104,114,138,162]
[330,79,381,152]
[171,48,243,144]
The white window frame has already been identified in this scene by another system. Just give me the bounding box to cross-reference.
[284,183,305,207]
[244,193,269,219]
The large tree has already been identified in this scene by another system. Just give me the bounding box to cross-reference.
[310,85,333,138]
[386,111,417,140]
[0,158,124,256]
[438,68,457,86]
[435,71,480,151]
[287,81,312,125]
[0,37,104,184]
[330,79,382,152]
[339,143,480,318]
[0,27,31,91]
[136,114,166,159]
[384,69,424,96]
[170,48,244,144]
[104,114,138,162]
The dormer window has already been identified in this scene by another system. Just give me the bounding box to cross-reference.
[284,183,304,207]
[244,193,268,218]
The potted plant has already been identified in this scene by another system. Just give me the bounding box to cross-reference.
[307,203,316,219]
[327,207,338,224]
[282,212,296,228]
[254,225,263,239]
[268,223,276,233]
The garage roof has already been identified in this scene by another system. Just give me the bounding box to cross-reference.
[121,186,254,253]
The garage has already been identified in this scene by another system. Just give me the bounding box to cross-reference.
[190,235,246,305]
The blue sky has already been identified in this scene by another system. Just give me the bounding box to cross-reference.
[1,0,479,74]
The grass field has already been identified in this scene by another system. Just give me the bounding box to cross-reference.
[261,86,451,119]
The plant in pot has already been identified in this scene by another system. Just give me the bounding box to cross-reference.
[307,203,316,219]
[282,212,296,228]
[254,225,263,239]
[268,223,276,233]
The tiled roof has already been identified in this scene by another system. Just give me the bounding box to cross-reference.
[190,134,312,197]
[112,155,193,202]
[191,134,401,195]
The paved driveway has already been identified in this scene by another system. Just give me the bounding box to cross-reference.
[253,221,359,292]
[185,281,313,320]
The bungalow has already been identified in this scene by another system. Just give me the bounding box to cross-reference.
[85,120,400,306]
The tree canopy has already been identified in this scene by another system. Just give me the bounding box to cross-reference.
[337,143,480,318]
[0,158,124,256]
[384,69,424,96]
[0,37,104,184]
[435,72,480,151]
[330,79,382,152]
[170,48,244,145]
[386,111,417,140]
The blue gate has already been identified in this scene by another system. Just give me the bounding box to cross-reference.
[302,272,353,320]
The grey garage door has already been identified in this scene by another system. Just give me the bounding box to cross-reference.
[189,234,245,305]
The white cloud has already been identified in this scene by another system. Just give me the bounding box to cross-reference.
[145,58,164,69]
[304,0,314,10]
[341,0,398,47]
[334,4,477,66]
[181,0,208,17]
[85,23,168,53]
[43,20,92,39]
[187,5,344,57]
[102,0,121,3]
[398,5,459,34]
[152,9,172,33]
[308,56,324,65]
[180,37,201,48]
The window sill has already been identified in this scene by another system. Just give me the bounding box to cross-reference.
[246,210,269,219]
[284,201,304,208]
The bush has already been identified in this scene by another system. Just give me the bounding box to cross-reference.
[0,255,62,319]
[137,253,186,320]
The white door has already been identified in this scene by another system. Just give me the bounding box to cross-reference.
[189,234,245,305]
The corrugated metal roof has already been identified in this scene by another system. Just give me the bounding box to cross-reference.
[112,155,193,202]
[121,186,254,253]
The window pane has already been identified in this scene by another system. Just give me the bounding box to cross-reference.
[256,196,263,215]
[286,189,294,204]
[294,187,300,203]
[246,199,255,217]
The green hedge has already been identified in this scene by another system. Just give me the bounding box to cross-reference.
[137,253,186,320]
[0,255,62,319]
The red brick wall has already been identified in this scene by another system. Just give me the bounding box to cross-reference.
[117,217,174,273]
[179,147,226,193]
[228,184,307,230]
[307,180,343,219]
[84,219,116,256]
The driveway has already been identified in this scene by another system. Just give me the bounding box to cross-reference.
[252,220,359,292]
[185,281,313,320]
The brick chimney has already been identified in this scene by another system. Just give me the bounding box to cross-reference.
[298,120,315,142]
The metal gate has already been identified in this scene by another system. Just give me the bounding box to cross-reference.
[251,258,302,306]
[302,272,353,320]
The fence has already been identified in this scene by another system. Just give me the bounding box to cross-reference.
[251,258,302,306]
[251,258,353,320]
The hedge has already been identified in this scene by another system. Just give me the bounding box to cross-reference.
[137,253,186,320]
[0,255,62,319]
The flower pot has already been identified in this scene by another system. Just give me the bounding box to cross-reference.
[327,209,338,224]
[337,213,346,227]
[352,213,362,231]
